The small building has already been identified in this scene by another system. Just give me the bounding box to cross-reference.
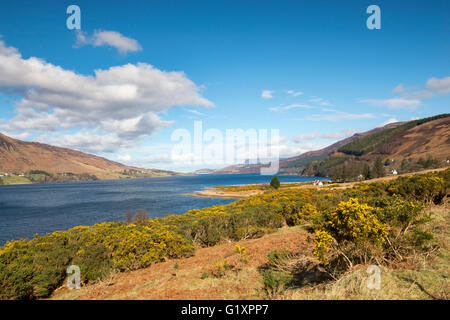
[392,169,398,175]
[313,180,323,186]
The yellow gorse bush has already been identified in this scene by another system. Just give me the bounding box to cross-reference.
[292,203,319,225]
[326,198,389,247]
[235,244,249,263]
[0,168,447,299]
[312,230,335,265]
[313,198,390,266]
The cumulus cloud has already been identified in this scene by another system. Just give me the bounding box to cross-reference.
[76,30,142,54]
[0,39,213,153]
[46,131,125,153]
[116,154,132,162]
[261,90,274,99]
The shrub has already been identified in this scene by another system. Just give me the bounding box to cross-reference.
[314,198,390,267]
[386,174,446,205]
[312,230,335,266]
[235,244,249,263]
[267,249,291,267]
[261,269,293,297]
[0,221,195,299]
[289,203,319,226]
[270,175,280,189]
[213,259,233,278]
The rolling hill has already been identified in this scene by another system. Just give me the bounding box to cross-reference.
[302,114,450,179]
[212,114,450,177]
[0,133,181,183]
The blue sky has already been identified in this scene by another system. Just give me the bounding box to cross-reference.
[0,0,448,172]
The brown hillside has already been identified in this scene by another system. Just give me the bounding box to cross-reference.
[280,121,406,167]
[366,117,450,160]
[213,121,405,174]
[50,226,312,300]
[0,133,176,179]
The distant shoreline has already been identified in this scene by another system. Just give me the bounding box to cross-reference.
[189,167,450,199]
[0,172,193,187]
[189,179,327,199]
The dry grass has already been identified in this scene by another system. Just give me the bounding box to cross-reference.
[50,225,312,300]
[50,204,449,301]
[282,206,450,300]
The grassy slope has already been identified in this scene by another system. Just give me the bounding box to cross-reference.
[286,206,449,300]
[338,114,449,156]
[0,175,32,185]
[50,169,449,300]
[50,205,449,300]
[50,225,311,300]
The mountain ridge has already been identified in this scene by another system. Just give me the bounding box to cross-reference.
[0,133,181,182]
[212,114,449,175]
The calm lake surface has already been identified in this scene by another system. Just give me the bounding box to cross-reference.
[0,174,321,245]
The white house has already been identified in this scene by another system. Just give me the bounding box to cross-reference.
[392,169,398,175]
[313,180,323,186]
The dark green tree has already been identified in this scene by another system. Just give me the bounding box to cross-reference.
[270,175,281,189]
[400,158,409,172]
[363,163,371,180]
[374,157,386,178]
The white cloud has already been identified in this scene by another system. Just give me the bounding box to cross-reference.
[277,143,325,158]
[0,38,213,153]
[292,132,318,143]
[320,129,360,139]
[425,76,450,94]
[392,84,405,93]
[377,118,398,127]
[269,104,315,112]
[117,154,132,162]
[364,76,449,112]
[261,90,274,99]
[306,111,376,121]
[76,30,142,54]
[46,131,125,153]
[285,90,303,97]
[309,96,333,106]
[359,98,421,110]
[292,129,359,143]
[406,90,434,99]
[186,108,205,116]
